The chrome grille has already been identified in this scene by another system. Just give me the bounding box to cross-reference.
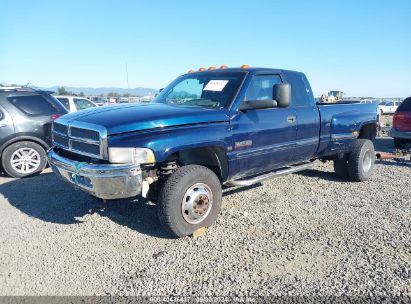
[52,121,107,159]
[70,127,100,141]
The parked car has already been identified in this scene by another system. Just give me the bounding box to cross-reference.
[89,97,110,106]
[0,87,68,177]
[48,66,377,237]
[378,100,402,115]
[391,97,411,149]
[54,96,97,112]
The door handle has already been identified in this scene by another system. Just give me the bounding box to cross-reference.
[287,116,296,123]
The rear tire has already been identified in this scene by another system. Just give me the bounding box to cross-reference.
[157,165,222,238]
[394,138,406,150]
[1,141,47,178]
[347,139,375,182]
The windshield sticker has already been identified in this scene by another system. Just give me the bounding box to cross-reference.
[203,80,229,91]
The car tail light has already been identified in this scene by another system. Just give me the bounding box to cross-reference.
[51,114,62,120]
[393,112,411,132]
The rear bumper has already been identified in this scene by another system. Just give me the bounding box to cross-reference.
[47,148,142,200]
[390,128,411,140]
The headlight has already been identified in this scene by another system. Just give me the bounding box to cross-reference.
[108,147,156,164]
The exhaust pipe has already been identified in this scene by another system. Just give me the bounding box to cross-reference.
[376,152,398,160]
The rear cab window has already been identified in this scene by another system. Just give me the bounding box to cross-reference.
[56,97,70,109]
[7,94,66,116]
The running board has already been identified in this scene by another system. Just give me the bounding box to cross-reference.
[226,162,314,187]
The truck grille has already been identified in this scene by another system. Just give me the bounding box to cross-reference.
[52,122,106,159]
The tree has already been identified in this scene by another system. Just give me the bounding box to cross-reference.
[57,86,76,95]
[57,87,69,95]
[107,92,119,97]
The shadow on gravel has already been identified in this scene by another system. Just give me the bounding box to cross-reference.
[296,169,343,182]
[223,183,262,196]
[0,172,171,238]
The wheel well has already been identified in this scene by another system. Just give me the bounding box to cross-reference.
[164,147,228,182]
[358,123,377,140]
[0,137,49,157]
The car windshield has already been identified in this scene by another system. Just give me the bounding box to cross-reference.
[153,71,246,108]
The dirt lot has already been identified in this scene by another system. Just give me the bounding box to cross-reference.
[0,137,410,297]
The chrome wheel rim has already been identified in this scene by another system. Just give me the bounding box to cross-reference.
[10,148,41,174]
[362,149,372,173]
[181,183,213,225]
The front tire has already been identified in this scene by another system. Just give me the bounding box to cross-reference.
[347,139,375,182]
[1,141,47,178]
[157,165,222,237]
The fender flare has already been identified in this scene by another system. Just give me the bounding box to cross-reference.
[0,136,49,156]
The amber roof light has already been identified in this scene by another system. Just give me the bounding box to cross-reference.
[187,69,195,73]
[240,64,250,69]
[220,65,228,69]
[208,66,216,70]
[198,67,206,71]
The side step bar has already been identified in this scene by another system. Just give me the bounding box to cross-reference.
[226,162,314,187]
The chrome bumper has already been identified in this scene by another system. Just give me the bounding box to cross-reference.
[48,148,142,200]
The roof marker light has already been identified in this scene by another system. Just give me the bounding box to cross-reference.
[187,69,195,73]
[208,66,216,70]
[240,64,250,69]
[220,65,228,69]
[198,67,206,71]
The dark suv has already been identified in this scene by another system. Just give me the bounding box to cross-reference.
[0,87,68,177]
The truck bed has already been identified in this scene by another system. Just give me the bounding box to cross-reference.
[315,102,378,157]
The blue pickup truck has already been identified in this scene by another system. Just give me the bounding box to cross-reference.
[48,66,378,237]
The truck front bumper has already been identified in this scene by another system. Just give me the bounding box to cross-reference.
[48,148,142,200]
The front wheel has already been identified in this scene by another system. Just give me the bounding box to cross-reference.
[1,141,47,178]
[157,165,222,237]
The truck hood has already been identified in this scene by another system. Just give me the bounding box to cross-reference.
[59,103,230,135]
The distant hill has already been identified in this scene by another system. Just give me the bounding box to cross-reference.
[38,86,158,96]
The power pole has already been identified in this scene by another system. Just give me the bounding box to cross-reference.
[125,62,129,89]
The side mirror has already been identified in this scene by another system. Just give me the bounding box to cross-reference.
[239,99,278,111]
[273,83,291,108]
[158,88,164,93]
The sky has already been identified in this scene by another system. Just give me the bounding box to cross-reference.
[0,0,410,97]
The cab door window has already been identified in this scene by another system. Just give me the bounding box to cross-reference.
[244,75,282,101]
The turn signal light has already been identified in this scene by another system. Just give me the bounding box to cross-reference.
[240,64,250,69]
[51,114,61,120]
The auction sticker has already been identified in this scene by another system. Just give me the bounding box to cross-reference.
[203,80,229,91]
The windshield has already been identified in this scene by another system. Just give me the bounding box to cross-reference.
[153,71,246,108]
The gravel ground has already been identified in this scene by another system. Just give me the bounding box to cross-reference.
[0,137,410,297]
